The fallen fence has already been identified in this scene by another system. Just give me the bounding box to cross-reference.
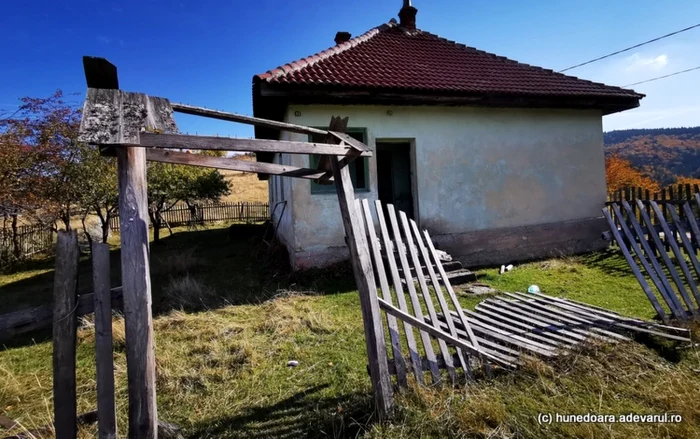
[109,201,269,231]
[604,196,700,321]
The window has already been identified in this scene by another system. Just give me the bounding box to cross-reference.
[309,128,369,194]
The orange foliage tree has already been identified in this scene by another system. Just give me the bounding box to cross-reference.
[605,154,659,193]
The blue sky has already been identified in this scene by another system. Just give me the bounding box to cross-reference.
[2,0,699,137]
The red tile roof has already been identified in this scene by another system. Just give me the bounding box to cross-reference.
[255,20,643,101]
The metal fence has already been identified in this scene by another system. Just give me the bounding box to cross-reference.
[109,201,270,231]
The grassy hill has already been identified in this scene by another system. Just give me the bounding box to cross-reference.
[604,127,700,186]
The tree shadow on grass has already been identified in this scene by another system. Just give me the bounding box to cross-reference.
[1,224,360,348]
[188,384,375,439]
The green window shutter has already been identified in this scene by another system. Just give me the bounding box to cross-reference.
[309,128,369,194]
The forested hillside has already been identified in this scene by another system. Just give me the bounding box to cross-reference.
[604,127,700,186]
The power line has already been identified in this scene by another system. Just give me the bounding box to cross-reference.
[559,22,700,72]
[623,65,700,87]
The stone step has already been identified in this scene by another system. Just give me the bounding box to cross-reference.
[399,268,476,286]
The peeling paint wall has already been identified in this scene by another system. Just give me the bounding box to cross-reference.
[273,104,606,268]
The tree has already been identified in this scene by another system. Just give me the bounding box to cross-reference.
[147,155,230,242]
[78,146,118,244]
[605,154,659,193]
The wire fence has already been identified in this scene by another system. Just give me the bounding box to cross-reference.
[109,201,270,231]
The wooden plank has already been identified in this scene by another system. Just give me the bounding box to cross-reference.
[667,205,700,296]
[435,314,557,357]
[329,133,393,418]
[329,131,371,152]
[483,299,593,342]
[145,148,336,181]
[429,318,526,359]
[53,230,80,439]
[83,56,118,90]
[423,229,489,375]
[617,203,684,316]
[0,288,123,340]
[461,308,565,349]
[91,243,117,439]
[117,146,158,438]
[386,204,442,385]
[524,293,692,342]
[79,89,178,145]
[397,211,457,384]
[474,303,581,347]
[409,221,474,379]
[377,298,517,368]
[649,201,700,311]
[683,202,700,253]
[501,293,627,342]
[139,132,371,156]
[603,207,669,320]
[170,102,327,136]
[374,200,424,384]
[359,199,407,388]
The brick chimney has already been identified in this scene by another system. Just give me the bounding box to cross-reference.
[335,31,352,45]
[399,0,417,30]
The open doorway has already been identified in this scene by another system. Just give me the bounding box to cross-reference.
[376,141,415,220]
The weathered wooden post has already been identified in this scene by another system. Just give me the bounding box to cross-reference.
[53,230,80,439]
[326,117,394,418]
[81,57,159,438]
[92,242,117,439]
[117,144,158,438]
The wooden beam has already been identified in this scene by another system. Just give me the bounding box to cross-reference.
[329,122,393,419]
[53,230,80,439]
[145,148,335,181]
[79,88,178,145]
[138,132,371,156]
[92,243,117,439]
[83,56,119,90]
[170,102,327,137]
[329,131,371,152]
[117,146,158,438]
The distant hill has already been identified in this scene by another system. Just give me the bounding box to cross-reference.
[604,126,700,186]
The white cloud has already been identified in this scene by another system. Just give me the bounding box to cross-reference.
[624,53,668,72]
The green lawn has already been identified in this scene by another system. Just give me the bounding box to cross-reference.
[1,223,698,438]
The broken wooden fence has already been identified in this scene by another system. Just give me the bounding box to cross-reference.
[362,200,691,388]
[604,198,700,322]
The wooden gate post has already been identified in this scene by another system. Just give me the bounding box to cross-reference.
[117,146,158,438]
[326,117,393,418]
[53,230,80,439]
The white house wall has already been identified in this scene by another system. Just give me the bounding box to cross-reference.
[276,104,607,269]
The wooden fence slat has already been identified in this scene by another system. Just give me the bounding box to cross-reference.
[602,208,668,321]
[667,205,700,292]
[619,202,685,316]
[461,308,565,348]
[91,243,117,439]
[409,221,471,380]
[386,204,442,386]
[397,211,457,384]
[374,200,424,385]
[359,199,407,388]
[650,201,700,312]
[53,230,80,439]
[683,202,700,253]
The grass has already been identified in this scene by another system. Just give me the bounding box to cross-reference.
[1,223,699,438]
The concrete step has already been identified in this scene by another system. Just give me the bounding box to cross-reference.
[399,268,476,286]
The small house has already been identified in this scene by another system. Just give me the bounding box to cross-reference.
[252,2,643,270]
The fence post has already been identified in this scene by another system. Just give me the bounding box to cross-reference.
[116,146,157,438]
[53,230,80,439]
[92,242,117,439]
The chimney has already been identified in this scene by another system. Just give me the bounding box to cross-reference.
[335,31,352,45]
[399,0,417,30]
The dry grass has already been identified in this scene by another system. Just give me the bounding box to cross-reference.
[162,274,218,311]
[219,166,269,204]
[152,247,204,277]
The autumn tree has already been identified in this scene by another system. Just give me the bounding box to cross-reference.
[605,154,659,193]
[147,156,230,242]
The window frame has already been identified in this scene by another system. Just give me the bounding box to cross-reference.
[308,127,370,194]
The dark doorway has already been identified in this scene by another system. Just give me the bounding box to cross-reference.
[376,142,414,219]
